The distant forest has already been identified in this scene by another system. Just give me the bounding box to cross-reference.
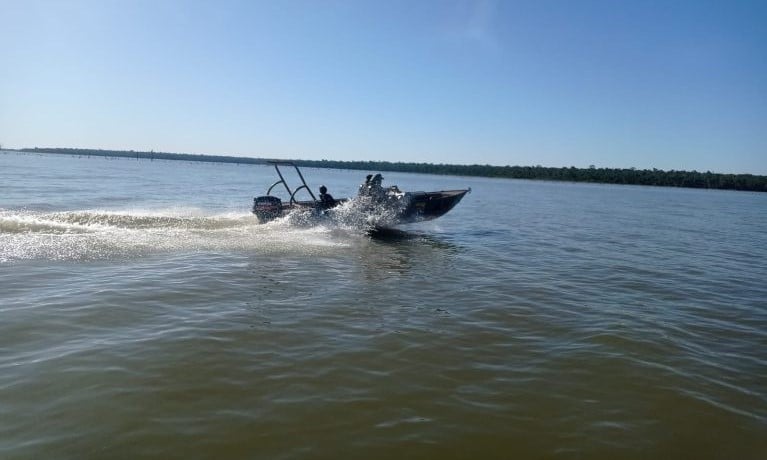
[20,147,269,166]
[19,147,767,192]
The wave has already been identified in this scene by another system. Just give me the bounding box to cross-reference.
[0,208,356,262]
[280,196,409,232]
[1,208,259,232]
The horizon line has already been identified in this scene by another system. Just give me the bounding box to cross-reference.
[5,146,765,177]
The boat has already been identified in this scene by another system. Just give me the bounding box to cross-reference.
[252,162,470,227]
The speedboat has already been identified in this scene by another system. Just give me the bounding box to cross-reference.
[252,162,470,227]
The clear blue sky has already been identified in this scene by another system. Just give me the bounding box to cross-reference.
[2,0,766,174]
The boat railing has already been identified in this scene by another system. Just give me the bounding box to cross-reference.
[266,161,317,204]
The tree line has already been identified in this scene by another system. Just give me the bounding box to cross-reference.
[19,147,767,192]
[296,160,767,192]
[20,147,269,165]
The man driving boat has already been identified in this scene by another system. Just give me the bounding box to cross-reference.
[319,185,335,208]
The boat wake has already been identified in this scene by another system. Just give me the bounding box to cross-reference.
[0,208,368,262]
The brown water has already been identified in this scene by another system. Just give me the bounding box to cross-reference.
[1,152,766,458]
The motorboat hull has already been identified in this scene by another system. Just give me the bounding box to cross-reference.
[251,162,469,228]
[253,189,469,226]
[394,189,469,223]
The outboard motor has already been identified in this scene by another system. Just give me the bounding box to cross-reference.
[252,195,283,222]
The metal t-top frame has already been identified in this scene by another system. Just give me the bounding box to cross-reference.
[266,161,317,204]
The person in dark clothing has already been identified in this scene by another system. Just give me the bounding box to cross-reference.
[319,185,335,208]
[359,175,373,196]
[368,174,385,200]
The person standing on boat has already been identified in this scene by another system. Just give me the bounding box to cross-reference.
[319,185,335,208]
[357,173,387,201]
[368,174,385,200]
[358,174,373,196]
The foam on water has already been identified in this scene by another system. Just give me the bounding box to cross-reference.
[276,194,410,232]
[329,194,409,230]
[0,208,359,262]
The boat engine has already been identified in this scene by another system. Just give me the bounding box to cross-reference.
[252,195,283,222]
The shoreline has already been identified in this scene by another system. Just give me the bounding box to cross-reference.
[8,147,767,193]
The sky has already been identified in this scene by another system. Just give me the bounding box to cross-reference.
[1,0,766,174]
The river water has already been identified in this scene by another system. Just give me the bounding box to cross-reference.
[1,151,765,459]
